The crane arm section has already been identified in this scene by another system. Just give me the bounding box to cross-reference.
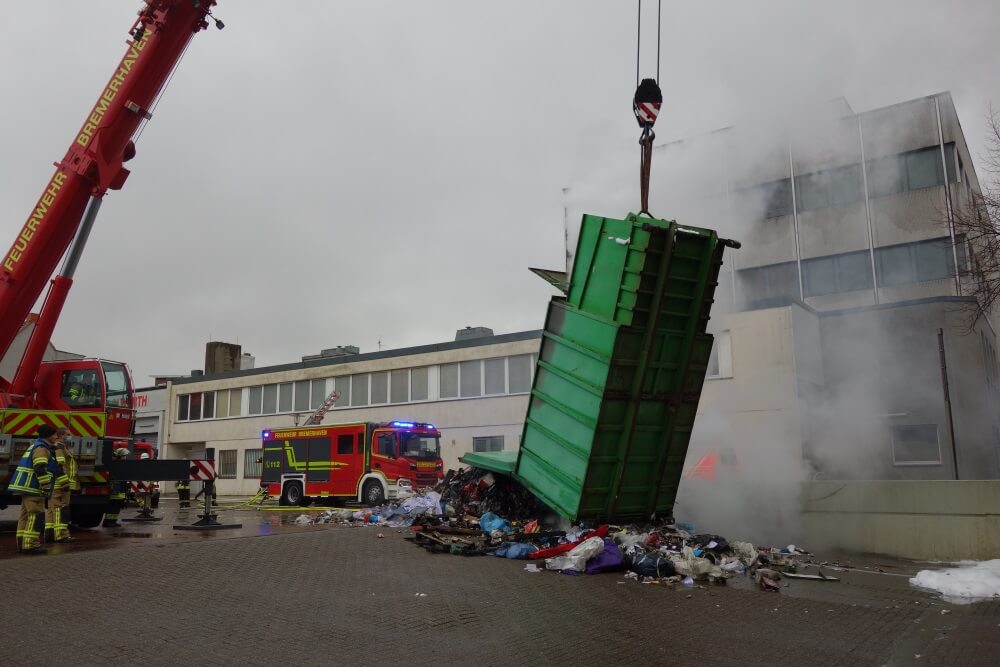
[0,0,216,375]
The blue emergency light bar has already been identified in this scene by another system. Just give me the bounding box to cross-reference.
[390,421,436,430]
[262,430,272,439]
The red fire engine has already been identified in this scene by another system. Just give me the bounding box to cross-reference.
[0,2,220,525]
[261,421,444,506]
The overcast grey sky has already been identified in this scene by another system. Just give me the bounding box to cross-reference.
[1,1,998,385]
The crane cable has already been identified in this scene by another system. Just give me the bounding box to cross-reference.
[633,0,663,217]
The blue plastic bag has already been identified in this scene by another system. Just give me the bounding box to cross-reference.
[479,512,512,534]
[491,542,538,559]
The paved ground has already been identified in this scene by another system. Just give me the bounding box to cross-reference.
[3,502,999,665]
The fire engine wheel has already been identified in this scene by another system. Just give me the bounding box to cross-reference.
[362,480,385,507]
[280,482,307,507]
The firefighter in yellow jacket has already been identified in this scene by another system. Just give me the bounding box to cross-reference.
[45,427,79,543]
[9,425,59,554]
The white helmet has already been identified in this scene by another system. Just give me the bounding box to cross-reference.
[114,448,131,458]
[140,452,150,460]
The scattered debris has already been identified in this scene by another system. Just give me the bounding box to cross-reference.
[910,560,1000,604]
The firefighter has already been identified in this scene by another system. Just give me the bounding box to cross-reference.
[102,445,130,528]
[176,479,191,508]
[9,425,59,554]
[45,427,78,543]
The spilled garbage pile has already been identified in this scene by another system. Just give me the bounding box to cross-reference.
[292,468,828,594]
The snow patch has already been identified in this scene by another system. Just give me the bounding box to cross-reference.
[910,560,1000,604]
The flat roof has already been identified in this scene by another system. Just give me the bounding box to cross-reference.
[172,330,543,386]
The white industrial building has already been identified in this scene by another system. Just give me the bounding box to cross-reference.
[164,329,540,495]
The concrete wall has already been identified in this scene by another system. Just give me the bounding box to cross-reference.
[802,480,1000,561]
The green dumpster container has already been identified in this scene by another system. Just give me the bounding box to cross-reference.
[512,213,736,522]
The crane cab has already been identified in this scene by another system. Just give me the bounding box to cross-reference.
[34,358,134,438]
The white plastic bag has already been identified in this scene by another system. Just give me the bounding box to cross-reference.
[545,536,605,572]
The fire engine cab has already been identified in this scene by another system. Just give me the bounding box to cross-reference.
[261,421,444,507]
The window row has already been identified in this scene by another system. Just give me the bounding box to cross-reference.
[177,355,535,422]
[216,449,263,480]
[737,236,968,306]
[739,144,958,220]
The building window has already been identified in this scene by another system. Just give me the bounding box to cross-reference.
[440,363,459,399]
[190,393,203,421]
[177,394,190,421]
[370,371,388,404]
[866,145,957,199]
[215,390,229,418]
[294,380,311,412]
[278,383,293,412]
[243,448,262,479]
[389,369,409,404]
[508,355,532,393]
[262,384,278,414]
[473,436,504,453]
[738,262,799,308]
[876,237,961,287]
[350,374,368,406]
[311,379,327,409]
[218,450,238,479]
[248,386,263,415]
[803,251,874,297]
[484,358,506,395]
[411,367,429,401]
[460,360,482,397]
[829,164,864,207]
[334,376,351,407]
[891,424,942,465]
[203,391,215,419]
[706,331,733,379]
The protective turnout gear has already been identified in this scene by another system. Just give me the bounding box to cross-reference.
[11,440,56,552]
[46,441,78,542]
[176,480,191,508]
[102,447,129,528]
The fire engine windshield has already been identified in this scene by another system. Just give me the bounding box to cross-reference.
[400,434,440,460]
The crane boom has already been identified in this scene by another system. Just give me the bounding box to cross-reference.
[0,1,217,397]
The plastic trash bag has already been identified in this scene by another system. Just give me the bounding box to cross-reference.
[479,511,513,534]
[492,542,539,559]
[732,541,759,566]
[545,536,604,572]
[585,538,625,574]
[625,552,677,578]
[672,546,722,579]
[293,515,313,525]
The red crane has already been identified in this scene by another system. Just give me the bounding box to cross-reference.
[0,1,221,527]
[0,1,220,408]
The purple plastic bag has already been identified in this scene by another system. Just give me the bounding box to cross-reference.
[585,538,624,574]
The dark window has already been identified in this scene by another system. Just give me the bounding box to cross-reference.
[410,367,429,401]
[370,372,388,404]
[390,369,409,404]
[376,433,397,458]
[440,363,458,398]
[335,376,351,407]
[484,358,506,395]
[473,436,504,453]
[189,393,203,421]
[795,171,830,212]
[876,244,917,287]
[738,262,799,308]
[294,380,311,412]
[262,384,277,414]
[914,239,953,282]
[310,379,327,409]
[218,450,237,479]
[829,164,864,206]
[337,434,354,455]
[803,256,837,297]
[906,147,944,190]
[177,394,190,421]
[763,179,793,218]
[278,383,293,412]
[61,369,101,408]
[867,155,904,197]
[508,355,532,393]
[892,425,941,464]
[248,386,262,415]
[243,448,262,479]
[350,374,368,406]
[802,251,874,297]
[460,360,482,397]
[202,392,215,419]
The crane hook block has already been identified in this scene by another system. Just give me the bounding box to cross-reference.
[633,78,663,129]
